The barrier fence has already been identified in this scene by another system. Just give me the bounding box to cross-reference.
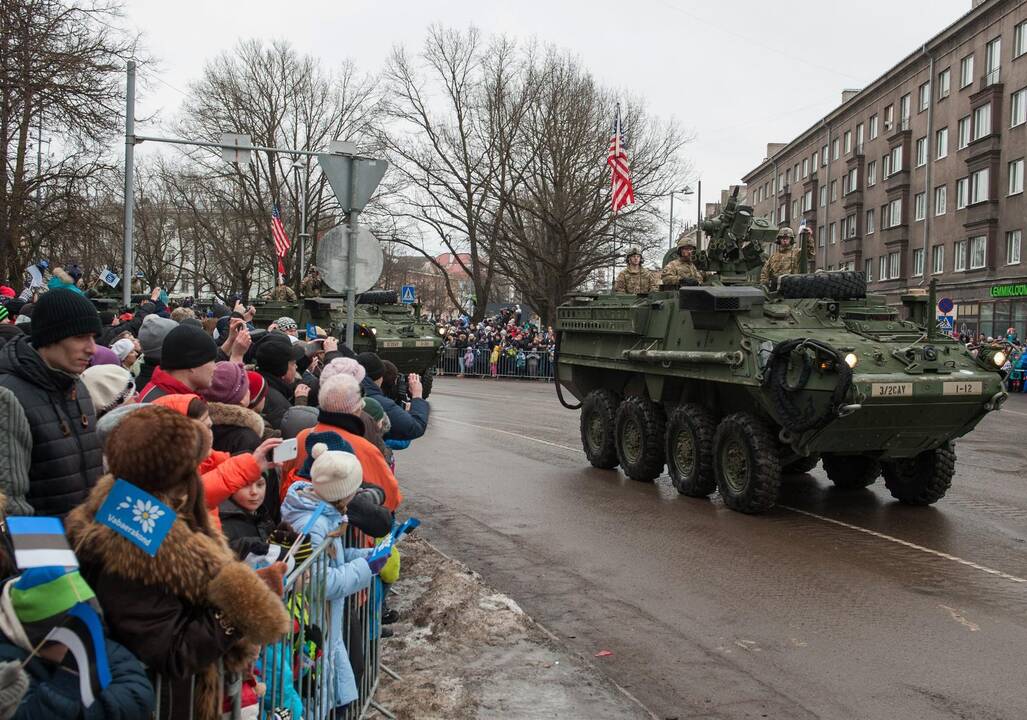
[435,346,555,381]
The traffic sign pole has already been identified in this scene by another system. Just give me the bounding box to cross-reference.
[345,157,358,349]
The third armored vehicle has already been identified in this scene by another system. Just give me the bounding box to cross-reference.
[555,192,1006,514]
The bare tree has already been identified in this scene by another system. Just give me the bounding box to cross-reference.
[379,26,538,321]
[0,0,140,280]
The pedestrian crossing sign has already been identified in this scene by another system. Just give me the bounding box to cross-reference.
[400,285,416,304]
[937,315,954,332]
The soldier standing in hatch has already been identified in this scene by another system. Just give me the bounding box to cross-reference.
[300,266,325,297]
[270,277,297,302]
[614,247,659,293]
[760,226,816,288]
[661,233,706,286]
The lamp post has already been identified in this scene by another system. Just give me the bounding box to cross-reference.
[291,159,308,279]
[668,186,694,248]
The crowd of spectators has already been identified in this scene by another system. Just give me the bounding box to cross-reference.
[961,328,1027,392]
[437,306,556,379]
[0,265,431,719]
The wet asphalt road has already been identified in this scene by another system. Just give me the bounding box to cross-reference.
[398,377,1027,720]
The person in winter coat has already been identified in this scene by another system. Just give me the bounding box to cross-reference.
[254,333,306,430]
[138,324,219,402]
[357,352,429,442]
[135,314,177,390]
[285,375,402,511]
[219,477,276,560]
[201,361,264,454]
[65,405,289,720]
[280,441,385,713]
[0,289,103,516]
[151,394,280,531]
[0,566,155,720]
[320,357,388,458]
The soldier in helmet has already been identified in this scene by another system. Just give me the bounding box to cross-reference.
[760,225,816,288]
[270,277,297,302]
[300,266,325,297]
[614,247,659,294]
[661,233,706,286]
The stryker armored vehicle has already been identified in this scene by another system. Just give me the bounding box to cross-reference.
[554,190,1007,514]
[252,290,443,397]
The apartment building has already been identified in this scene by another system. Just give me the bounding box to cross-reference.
[742,0,1027,339]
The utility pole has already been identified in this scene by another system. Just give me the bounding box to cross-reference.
[122,60,136,307]
[292,159,309,279]
[345,157,358,348]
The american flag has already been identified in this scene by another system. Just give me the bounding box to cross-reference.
[271,204,291,276]
[607,103,635,213]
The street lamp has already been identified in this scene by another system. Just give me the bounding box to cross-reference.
[668,186,695,248]
[291,159,309,278]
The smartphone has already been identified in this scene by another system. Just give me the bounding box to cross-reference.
[273,438,298,464]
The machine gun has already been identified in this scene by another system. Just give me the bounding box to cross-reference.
[695,186,778,284]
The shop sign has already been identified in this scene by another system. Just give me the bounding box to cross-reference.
[990,283,1027,298]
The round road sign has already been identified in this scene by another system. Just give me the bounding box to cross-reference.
[938,297,954,314]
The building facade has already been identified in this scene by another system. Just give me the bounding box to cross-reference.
[742,0,1027,340]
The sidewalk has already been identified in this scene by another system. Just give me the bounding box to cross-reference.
[377,535,654,720]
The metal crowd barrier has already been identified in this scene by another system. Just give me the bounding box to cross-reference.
[435,345,555,380]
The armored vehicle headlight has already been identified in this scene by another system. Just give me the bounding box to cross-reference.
[438,327,447,336]
[992,350,1006,367]
[371,327,377,335]
[843,352,859,369]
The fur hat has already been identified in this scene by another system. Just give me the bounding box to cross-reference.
[81,365,136,417]
[104,405,206,495]
[201,362,247,405]
[309,442,362,502]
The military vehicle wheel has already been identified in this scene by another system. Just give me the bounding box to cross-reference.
[783,453,820,474]
[665,404,716,497]
[713,413,781,513]
[777,271,866,300]
[822,454,880,489]
[614,396,666,482]
[580,389,620,469]
[882,443,955,505]
[421,372,434,400]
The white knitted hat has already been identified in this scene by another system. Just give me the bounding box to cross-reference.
[309,443,363,502]
[81,365,136,416]
[111,338,135,362]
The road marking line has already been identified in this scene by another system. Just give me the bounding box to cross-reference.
[939,604,980,631]
[1000,408,1027,418]
[436,416,1027,586]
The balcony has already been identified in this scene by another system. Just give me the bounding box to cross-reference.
[886,169,911,191]
[963,134,1002,165]
[842,190,864,209]
[887,117,912,142]
[881,225,909,247]
[963,199,999,229]
[981,68,1001,89]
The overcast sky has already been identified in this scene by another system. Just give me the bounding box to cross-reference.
[123,0,972,227]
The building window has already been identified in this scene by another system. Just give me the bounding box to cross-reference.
[1013,88,1027,127]
[914,192,926,221]
[792,199,799,217]
[821,144,828,166]
[954,239,967,271]
[936,127,948,159]
[866,160,876,187]
[879,256,888,280]
[1015,21,1027,59]
[969,235,987,269]
[856,123,864,149]
[972,103,991,140]
[803,189,812,211]
[869,114,878,139]
[864,258,873,281]
[957,115,971,149]
[985,37,1001,85]
[916,136,927,167]
[843,213,856,238]
[844,167,857,194]
[778,173,785,191]
[832,138,840,160]
[931,245,944,274]
[938,68,951,99]
[970,168,989,204]
[778,204,787,223]
[1010,158,1025,195]
[812,151,818,168]
[956,176,969,209]
[918,82,930,112]
[866,208,875,234]
[889,198,902,228]
[899,94,911,125]
[844,130,852,154]
[884,104,894,131]
[883,153,891,178]
[1006,230,1022,265]
[793,163,799,181]
[802,158,809,178]
[888,145,902,175]
[913,248,924,276]
[889,252,901,279]
[819,185,827,207]
[829,222,836,244]
[960,54,974,89]
[786,168,792,184]
[935,185,947,215]
[818,226,825,247]
[830,179,837,202]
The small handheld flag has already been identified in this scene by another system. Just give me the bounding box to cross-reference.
[95,479,177,557]
[6,516,78,569]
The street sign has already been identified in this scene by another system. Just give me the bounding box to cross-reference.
[937,315,954,333]
[938,297,954,314]
[400,285,416,304]
[316,225,383,294]
[100,269,121,288]
[317,153,389,212]
[220,133,252,165]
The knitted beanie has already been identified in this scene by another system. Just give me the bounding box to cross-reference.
[138,314,177,362]
[201,362,247,405]
[105,405,205,494]
[10,567,95,625]
[0,305,7,324]
[298,430,354,479]
[362,397,385,423]
[81,365,136,417]
[111,338,135,362]
[97,402,148,446]
[321,357,366,385]
[280,405,319,440]
[98,310,115,326]
[356,352,385,381]
[30,289,101,348]
[160,324,218,371]
[89,345,121,367]
[255,334,295,378]
[309,442,362,502]
[275,316,298,331]
[247,371,268,409]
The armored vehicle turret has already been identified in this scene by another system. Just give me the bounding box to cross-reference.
[555,193,1006,514]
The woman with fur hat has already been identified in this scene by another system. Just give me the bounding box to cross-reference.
[280,440,386,713]
[65,405,289,720]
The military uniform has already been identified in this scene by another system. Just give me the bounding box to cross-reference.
[760,244,816,287]
[300,273,324,297]
[661,257,705,286]
[615,265,659,294]
[271,283,297,302]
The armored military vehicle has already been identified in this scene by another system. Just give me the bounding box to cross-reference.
[252,290,444,397]
[555,191,1007,514]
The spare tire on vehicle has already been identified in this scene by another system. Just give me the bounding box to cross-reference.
[778,271,866,300]
[356,290,398,305]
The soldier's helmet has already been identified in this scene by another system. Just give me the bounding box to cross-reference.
[675,230,697,252]
[775,227,795,244]
[625,246,643,259]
